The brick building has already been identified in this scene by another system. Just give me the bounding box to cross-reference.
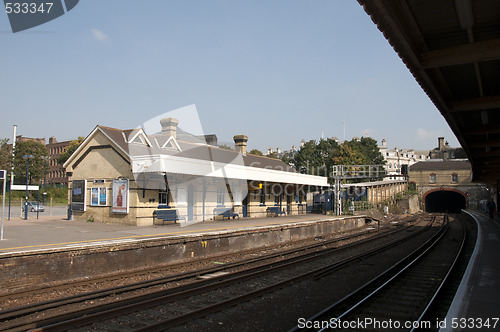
[46,137,71,186]
[409,159,486,212]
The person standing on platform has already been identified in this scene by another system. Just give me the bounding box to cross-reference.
[487,198,496,219]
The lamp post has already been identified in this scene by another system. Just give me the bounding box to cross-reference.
[41,156,50,205]
[23,155,34,220]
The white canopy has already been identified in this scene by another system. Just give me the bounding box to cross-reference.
[131,154,328,187]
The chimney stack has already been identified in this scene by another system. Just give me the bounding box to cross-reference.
[438,137,445,151]
[160,117,179,138]
[233,135,248,154]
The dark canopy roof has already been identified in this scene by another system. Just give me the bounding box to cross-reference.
[359,0,500,185]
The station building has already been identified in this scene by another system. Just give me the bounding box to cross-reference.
[63,118,328,226]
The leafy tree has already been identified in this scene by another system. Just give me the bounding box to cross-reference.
[12,140,48,184]
[332,143,364,165]
[356,137,386,165]
[290,137,385,182]
[248,149,263,156]
[292,138,339,177]
[267,151,279,159]
[0,138,10,173]
[57,136,85,165]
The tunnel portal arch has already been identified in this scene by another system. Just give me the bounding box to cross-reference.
[423,188,466,213]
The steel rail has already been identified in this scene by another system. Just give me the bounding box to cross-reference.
[0,222,399,324]
[319,218,450,332]
[410,215,467,331]
[24,217,437,332]
[0,216,422,328]
[286,214,455,332]
[285,214,448,332]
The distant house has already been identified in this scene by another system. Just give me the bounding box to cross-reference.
[46,136,72,185]
[63,118,328,226]
[378,139,429,179]
[429,137,467,160]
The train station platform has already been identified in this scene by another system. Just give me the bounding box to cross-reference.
[443,210,500,331]
[0,213,351,255]
[0,213,373,291]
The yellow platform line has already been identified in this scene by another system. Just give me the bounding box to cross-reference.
[0,221,299,252]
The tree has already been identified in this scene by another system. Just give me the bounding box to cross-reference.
[57,136,85,165]
[267,151,279,159]
[357,137,386,165]
[289,136,385,182]
[12,140,48,184]
[332,143,364,165]
[0,138,10,172]
[291,138,339,177]
[248,149,263,156]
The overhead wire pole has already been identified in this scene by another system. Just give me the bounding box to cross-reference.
[8,124,16,220]
[332,165,387,216]
[1,170,6,240]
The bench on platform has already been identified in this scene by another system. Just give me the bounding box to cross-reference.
[153,209,184,225]
[213,207,239,220]
[267,206,286,217]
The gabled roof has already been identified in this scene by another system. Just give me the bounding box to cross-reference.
[95,125,299,174]
[64,125,327,187]
[409,159,471,171]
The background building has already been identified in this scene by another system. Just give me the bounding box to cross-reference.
[429,137,467,160]
[46,136,71,186]
[378,139,429,179]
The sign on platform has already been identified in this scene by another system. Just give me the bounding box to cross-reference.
[11,184,40,191]
[0,170,5,179]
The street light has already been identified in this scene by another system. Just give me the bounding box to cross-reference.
[41,156,50,205]
[23,155,34,220]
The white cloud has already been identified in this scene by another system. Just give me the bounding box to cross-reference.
[91,29,108,42]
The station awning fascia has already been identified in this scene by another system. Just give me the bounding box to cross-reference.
[131,154,328,187]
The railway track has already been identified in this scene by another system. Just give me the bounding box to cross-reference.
[0,223,386,311]
[290,214,466,332]
[0,215,440,332]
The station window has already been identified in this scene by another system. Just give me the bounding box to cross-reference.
[91,187,107,206]
[429,173,436,184]
[159,191,168,204]
[217,186,225,206]
[451,173,458,183]
[260,187,266,206]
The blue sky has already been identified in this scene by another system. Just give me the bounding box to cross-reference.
[0,0,460,152]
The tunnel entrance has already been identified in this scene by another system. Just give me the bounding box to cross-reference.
[424,190,466,213]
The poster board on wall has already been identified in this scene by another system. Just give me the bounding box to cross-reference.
[112,179,129,214]
[71,180,87,212]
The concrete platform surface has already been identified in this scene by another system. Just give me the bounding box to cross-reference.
[443,211,500,331]
[0,214,341,254]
